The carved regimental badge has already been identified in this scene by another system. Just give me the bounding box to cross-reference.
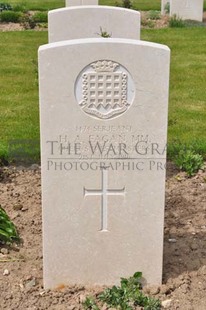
[75,60,135,120]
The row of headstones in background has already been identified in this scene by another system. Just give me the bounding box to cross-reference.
[66,0,204,22]
[39,3,170,289]
[66,0,98,6]
[49,6,140,42]
[161,0,204,22]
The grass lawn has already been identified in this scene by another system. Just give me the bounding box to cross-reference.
[0,32,47,162]
[106,0,206,11]
[101,0,161,10]
[2,0,206,11]
[0,27,206,162]
[141,28,206,157]
[1,0,65,11]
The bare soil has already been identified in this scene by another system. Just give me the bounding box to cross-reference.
[0,22,24,31]
[0,163,206,309]
[0,11,206,31]
[0,13,169,32]
[0,12,205,32]
[141,11,206,29]
[0,22,48,31]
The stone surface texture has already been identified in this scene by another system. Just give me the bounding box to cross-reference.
[48,6,141,43]
[170,0,204,21]
[66,0,98,6]
[39,38,170,289]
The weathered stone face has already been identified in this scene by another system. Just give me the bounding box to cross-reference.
[66,0,98,6]
[170,0,203,22]
[39,37,170,289]
[48,6,141,43]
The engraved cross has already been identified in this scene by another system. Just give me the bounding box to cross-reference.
[84,169,125,232]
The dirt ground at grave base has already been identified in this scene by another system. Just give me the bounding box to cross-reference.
[0,162,206,310]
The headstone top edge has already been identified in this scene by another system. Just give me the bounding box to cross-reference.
[48,5,140,16]
[38,38,170,53]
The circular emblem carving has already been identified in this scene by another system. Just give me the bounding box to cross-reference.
[75,60,135,120]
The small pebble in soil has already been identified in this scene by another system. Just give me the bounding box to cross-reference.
[13,204,23,211]
[39,290,46,296]
[25,277,36,289]
[168,238,177,243]
[0,248,9,255]
[3,269,10,276]
[162,299,172,309]
[22,205,29,212]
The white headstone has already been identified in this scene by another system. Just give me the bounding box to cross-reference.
[66,0,98,6]
[48,6,141,43]
[170,0,203,21]
[39,38,170,289]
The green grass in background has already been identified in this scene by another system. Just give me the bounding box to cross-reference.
[2,0,206,11]
[0,28,206,162]
[101,0,206,11]
[0,31,47,161]
[1,0,64,11]
[0,27,206,162]
[142,28,206,157]
[101,0,161,10]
